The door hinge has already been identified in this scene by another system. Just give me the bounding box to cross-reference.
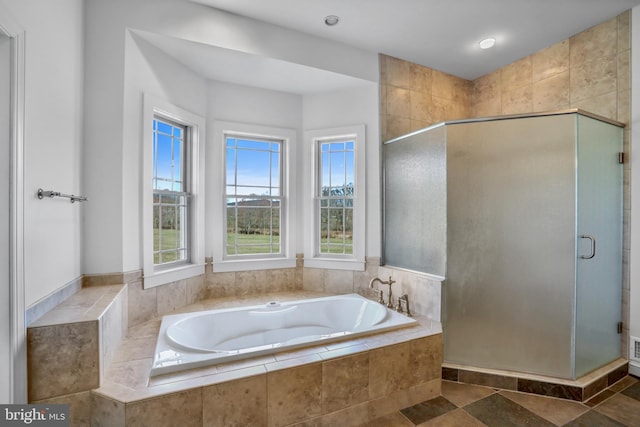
[619,152,624,164]
[618,321,623,334]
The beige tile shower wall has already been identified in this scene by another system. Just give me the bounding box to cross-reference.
[380,54,472,142]
[472,13,629,123]
[378,10,631,355]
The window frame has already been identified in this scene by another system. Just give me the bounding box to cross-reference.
[224,133,284,259]
[142,94,205,288]
[304,125,366,271]
[152,116,190,267]
[211,121,297,272]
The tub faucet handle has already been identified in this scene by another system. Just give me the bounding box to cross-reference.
[398,294,412,317]
[374,289,385,304]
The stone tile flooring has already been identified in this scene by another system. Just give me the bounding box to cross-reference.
[373,375,640,426]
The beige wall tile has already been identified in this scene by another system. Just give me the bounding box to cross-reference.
[410,90,432,122]
[432,70,456,100]
[264,268,297,293]
[570,17,617,67]
[532,72,570,112]
[82,272,124,288]
[105,358,152,389]
[268,363,323,426]
[35,391,91,427]
[324,269,355,294]
[501,84,533,115]
[618,50,631,91]
[572,91,617,119]
[501,56,532,90]
[570,56,617,103]
[354,257,381,297]
[410,335,443,385]
[127,280,157,327]
[618,89,631,125]
[385,115,412,141]
[386,86,412,118]
[126,389,202,427]
[410,119,432,133]
[473,70,501,106]
[321,401,369,426]
[322,353,370,413]
[532,40,570,82]
[28,322,99,401]
[204,270,235,299]
[184,274,205,305]
[203,374,267,426]
[385,56,412,88]
[618,11,631,52]
[474,98,501,118]
[91,393,125,427]
[369,342,411,399]
[431,96,456,122]
[409,63,433,93]
[235,270,265,296]
[156,279,187,315]
[303,267,326,292]
[99,289,128,378]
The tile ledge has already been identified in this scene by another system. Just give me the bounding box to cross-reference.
[29,284,127,327]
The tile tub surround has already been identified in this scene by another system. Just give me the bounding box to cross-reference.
[27,284,128,402]
[92,291,443,426]
[443,358,629,402]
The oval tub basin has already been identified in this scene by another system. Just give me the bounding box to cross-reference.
[151,293,416,376]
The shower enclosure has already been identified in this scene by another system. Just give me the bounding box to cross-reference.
[383,110,623,379]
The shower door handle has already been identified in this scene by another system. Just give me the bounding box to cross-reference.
[579,235,596,259]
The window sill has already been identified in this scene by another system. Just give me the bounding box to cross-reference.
[304,258,365,272]
[144,263,205,289]
[212,258,296,273]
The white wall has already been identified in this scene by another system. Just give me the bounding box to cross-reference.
[121,32,209,271]
[302,86,381,257]
[3,0,84,308]
[84,0,379,275]
[629,5,640,376]
[205,80,303,257]
[0,32,10,404]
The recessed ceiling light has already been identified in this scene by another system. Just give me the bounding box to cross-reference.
[479,38,496,49]
[324,15,340,26]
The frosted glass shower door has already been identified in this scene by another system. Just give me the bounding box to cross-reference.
[444,115,578,378]
[575,115,623,377]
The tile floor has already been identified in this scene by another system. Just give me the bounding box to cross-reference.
[370,375,640,426]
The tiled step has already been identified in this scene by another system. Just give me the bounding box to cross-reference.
[27,284,127,402]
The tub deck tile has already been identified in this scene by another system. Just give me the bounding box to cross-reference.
[97,292,443,408]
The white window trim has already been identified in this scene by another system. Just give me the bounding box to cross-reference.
[142,94,205,288]
[211,121,297,272]
[304,125,366,271]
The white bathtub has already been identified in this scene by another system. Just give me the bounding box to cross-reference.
[150,293,416,376]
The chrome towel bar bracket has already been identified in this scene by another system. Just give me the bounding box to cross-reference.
[37,188,87,203]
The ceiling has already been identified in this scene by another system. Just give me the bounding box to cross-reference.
[190,0,640,81]
[134,30,374,95]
